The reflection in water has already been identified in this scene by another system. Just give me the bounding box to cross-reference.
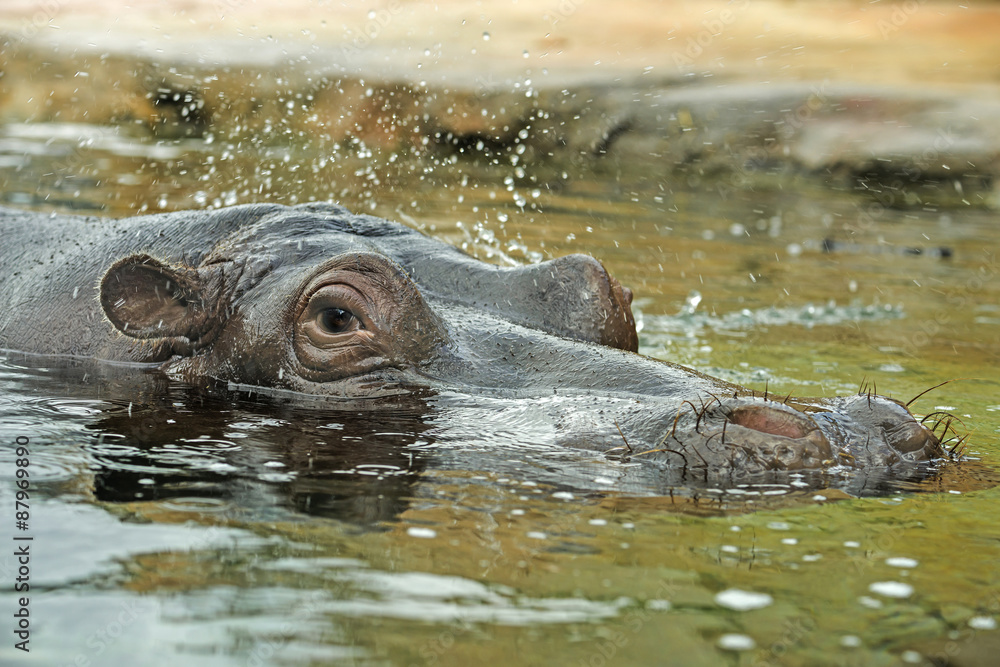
[2,347,995,523]
[2,354,434,525]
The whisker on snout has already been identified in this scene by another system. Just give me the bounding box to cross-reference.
[905,377,972,408]
[919,410,965,428]
[613,419,633,453]
[944,432,972,459]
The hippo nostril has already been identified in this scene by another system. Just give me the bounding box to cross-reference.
[854,395,944,457]
[727,406,814,440]
[886,422,940,454]
[713,403,834,471]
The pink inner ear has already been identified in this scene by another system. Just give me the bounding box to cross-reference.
[728,407,811,439]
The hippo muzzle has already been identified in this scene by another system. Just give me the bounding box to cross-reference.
[617,394,943,475]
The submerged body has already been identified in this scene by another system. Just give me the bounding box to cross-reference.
[0,203,944,477]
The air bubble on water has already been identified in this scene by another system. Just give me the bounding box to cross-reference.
[407,527,436,539]
[482,32,490,40]
[858,596,883,609]
[868,581,913,598]
[523,49,529,58]
[718,634,755,651]
[367,10,376,19]
[714,589,773,611]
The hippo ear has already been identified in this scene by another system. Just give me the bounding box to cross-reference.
[100,254,221,342]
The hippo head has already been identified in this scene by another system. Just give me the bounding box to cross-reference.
[97,203,946,478]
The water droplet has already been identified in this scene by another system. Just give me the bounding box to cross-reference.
[679,290,702,316]
[718,634,755,651]
[715,589,773,611]
[407,526,437,539]
[868,581,913,598]
[482,31,490,40]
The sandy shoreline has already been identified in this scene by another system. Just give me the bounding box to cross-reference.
[1,0,999,89]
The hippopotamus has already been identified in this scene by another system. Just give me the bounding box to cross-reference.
[0,203,948,480]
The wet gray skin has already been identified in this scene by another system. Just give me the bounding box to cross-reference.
[0,202,945,478]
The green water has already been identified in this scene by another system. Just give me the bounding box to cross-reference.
[1,109,998,667]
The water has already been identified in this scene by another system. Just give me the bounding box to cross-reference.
[2,85,1000,666]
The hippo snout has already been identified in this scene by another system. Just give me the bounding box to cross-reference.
[630,393,943,474]
[816,394,946,464]
[723,403,835,469]
[636,398,836,472]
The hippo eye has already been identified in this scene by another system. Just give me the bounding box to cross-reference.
[317,307,359,334]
